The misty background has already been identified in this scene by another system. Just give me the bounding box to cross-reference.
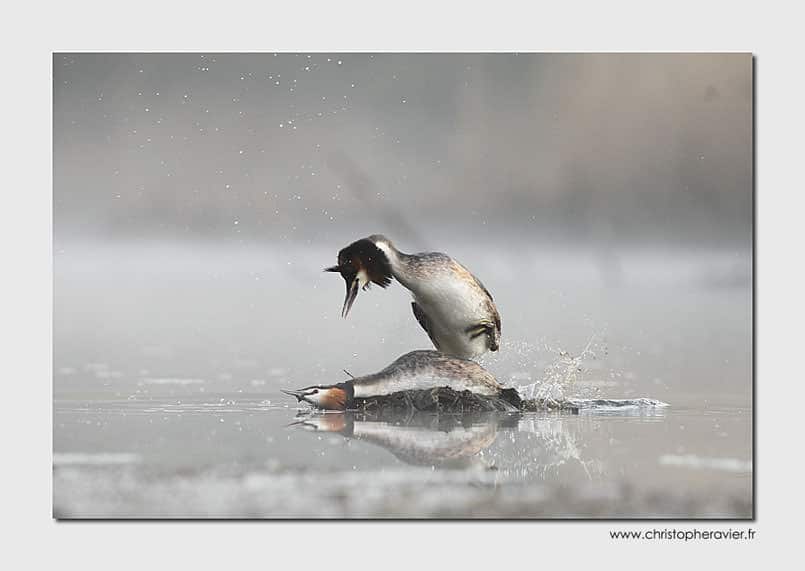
[53,53,753,409]
[54,53,751,248]
[53,53,753,517]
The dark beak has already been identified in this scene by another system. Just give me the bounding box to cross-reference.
[324,264,359,318]
[281,389,307,403]
[341,278,358,319]
[341,277,360,318]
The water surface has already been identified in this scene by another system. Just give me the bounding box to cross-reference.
[53,242,752,518]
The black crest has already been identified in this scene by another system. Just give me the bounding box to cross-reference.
[325,238,394,317]
[326,238,393,288]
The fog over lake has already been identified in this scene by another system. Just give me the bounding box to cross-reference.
[54,53,752,518]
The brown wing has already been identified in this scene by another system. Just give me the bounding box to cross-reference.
[411,302,441,350]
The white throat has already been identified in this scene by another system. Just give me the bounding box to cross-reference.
[356,269,369,288]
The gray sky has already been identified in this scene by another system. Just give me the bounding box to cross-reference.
[54,53,752,248]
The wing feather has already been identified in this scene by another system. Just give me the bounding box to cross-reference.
[411,302,441,350]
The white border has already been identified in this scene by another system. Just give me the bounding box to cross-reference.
[5,0,804,566]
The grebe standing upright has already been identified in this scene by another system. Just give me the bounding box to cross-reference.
[325,234,501,360]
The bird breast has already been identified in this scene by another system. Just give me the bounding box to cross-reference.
[410,276,489,328]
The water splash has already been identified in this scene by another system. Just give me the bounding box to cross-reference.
[515,333,604,406]
[569,397,669,411]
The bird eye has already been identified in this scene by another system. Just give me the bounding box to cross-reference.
[311,389,319,394]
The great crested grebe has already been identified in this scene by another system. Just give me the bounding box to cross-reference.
[281,350,507,411]
[325,234,501,359]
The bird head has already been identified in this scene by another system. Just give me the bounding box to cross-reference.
[281,381,354,411]
[325,236,394,317]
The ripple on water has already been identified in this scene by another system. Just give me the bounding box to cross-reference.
[568,397,670,412]
[53,453,141,466]
[659,454,752,473]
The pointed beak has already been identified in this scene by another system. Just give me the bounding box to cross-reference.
[281,389,308,403]
[324,264,359,318]
[341,277,360,318]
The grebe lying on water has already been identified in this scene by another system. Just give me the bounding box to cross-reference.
[282,350,508,411]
